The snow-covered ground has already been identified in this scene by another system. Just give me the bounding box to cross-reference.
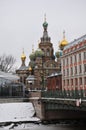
[0,102,39,123]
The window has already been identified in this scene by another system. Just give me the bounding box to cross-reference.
[67,68,69,75]
[67,79,69,86]
[63,80,65,86]
[67,58,68,65]
[75,78,78,86]
[79,78,82,85]
[71,67,73,75]
[79,53,81,61]
[75,66,77,74]
[70,56,72,64]
[63,59,65,66]
[85,77,86,84]
[71,79,73,86]
[74,54,77,62]
[46,49,50,56]
[79,65,82,73]
[84,52,86,60]
[63,69,65,76]
[84,64,86,72]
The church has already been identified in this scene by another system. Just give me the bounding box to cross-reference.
[16,16,68,90]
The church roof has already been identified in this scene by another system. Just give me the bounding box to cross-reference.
[0,70,19,84]
[17,66,28,71]
[47,72,62,78]
[26,75,35,81]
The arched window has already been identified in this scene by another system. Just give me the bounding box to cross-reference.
[46,48,50,56]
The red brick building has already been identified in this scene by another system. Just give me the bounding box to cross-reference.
[47,73,62,90]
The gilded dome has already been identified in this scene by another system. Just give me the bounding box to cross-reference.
[59,31,68,49]
[21,50,26,60]
[60,39,68,46]
[29,66,32,71]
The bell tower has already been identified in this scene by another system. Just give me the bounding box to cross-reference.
[39,15,55,61]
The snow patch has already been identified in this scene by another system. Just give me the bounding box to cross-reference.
[0,102,39,123]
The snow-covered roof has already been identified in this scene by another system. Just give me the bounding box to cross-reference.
[47,72,62,78]
[26,75,35,81]
[0,71,19,84]
[17,65,28,71]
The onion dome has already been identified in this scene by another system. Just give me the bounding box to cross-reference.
[21,49,26,60]
[55,49,62,58]
[59,31,68,50]
[29,66,32,71]
[43,14,48,29]
[29,53,35,61]
[35,48,44,57]
[43,20,48,28]
[21,49,26,66]
[41,14,51,43]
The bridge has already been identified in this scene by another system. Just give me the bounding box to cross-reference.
[29,90,86,120]
[41,90,86,111]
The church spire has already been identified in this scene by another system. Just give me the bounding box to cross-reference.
[32,44,34,54]
[41,14,50,43]
[44,13,46,22]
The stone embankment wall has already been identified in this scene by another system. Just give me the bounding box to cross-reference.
[0,98,24,103]
[29,91,45,120]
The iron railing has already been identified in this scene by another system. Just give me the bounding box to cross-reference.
[41,89,86,99]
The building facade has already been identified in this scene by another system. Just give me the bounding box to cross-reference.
[61,34,86,91]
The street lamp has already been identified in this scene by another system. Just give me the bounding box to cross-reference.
[41,55,45,90]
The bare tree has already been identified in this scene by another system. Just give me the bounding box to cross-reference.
[0,54,16,72]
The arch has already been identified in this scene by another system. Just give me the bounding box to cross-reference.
[46,48,50,56]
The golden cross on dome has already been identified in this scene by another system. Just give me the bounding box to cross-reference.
[22,48,24,54]
[63,30,65,39]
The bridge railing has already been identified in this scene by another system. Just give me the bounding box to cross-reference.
[41,89,86,99]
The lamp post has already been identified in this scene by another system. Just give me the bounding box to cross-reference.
[41,55,45,90]
[28,66,32,90]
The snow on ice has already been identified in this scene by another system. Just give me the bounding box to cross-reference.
[0,102,39,123]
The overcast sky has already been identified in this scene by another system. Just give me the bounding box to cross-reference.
[0,0,86,68]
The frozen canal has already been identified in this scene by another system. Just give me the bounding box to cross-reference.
[0,103,86,129]
[0,122,86,130]
[0,102,39,123]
